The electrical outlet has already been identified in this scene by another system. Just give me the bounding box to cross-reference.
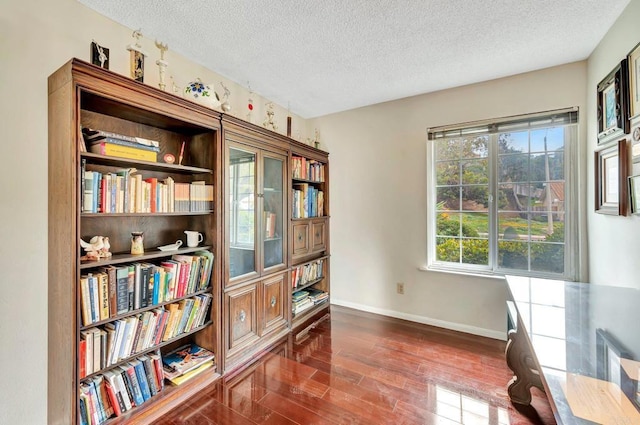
[396,282,405,294]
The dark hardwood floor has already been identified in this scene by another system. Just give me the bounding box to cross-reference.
[153,306,555,425]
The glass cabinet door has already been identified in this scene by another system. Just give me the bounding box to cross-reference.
[262,155,285,271]
[228,147,257,279]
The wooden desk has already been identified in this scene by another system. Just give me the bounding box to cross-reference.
[505,275,640,424]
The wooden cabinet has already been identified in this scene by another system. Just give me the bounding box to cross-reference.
[221,117,291,373]
[48,59,222,425]
[225,283,259,355]
[261,273,287,335]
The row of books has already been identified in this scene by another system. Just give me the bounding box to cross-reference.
[81,162,213,214]
[291,156,325,182]
[162,343,215,386]
[292,259,324,289]
[292,183,324,218]
[83,127,161,163]
[80,294,212,377]
[292,288,328,315]
[80,251,214,327]
[79,352,164,424]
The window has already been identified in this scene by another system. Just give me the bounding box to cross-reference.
[427,109,578,279]
[229,148,256,247]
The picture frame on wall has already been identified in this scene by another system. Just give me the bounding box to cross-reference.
[629,175,640,214]
[628,42,640,120]
[595,139,628,215]
[597,59,630,144]
[633,127,640,163]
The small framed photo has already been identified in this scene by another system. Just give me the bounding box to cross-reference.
[628,42,640,120]
[595,139,628,215]
[633,127,640,163]
[629,175,640,214]
[597,59,630,144]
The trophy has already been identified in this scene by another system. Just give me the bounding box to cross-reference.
[155,40,169,91]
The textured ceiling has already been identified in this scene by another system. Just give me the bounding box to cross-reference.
[78,0,630,118]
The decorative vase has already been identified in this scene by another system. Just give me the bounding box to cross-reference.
[184,78,221,109]
[131,231,144,255]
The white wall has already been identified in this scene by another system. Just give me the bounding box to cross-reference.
[0,1,308,423]
[309,61,588,340]
[587,0,640,288]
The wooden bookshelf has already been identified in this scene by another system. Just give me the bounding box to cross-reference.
[48,58,222,425]
[48,57,331,423]
[289,144,330,331]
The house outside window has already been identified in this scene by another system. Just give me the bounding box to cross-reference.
[427,108,578,279]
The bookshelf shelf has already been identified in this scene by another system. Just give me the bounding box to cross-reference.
[292,299,329,319]
[79,321,214,382]
[79,288,212,330]
[81,152,214,175]
[48,59,222,425]
[292,177,325,184]
[79,246,213,269]
[293,276,324,293]
[81,211,213,218]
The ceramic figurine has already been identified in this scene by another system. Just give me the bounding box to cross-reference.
[127,29,147,82]
[155,40,169,91]
[80,236,112,261]
[220,81,232,112]
[263,102,278,131]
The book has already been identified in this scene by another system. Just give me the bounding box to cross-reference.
[89,141,158,162]
[82,128,160,149]
[150,353,165,391]
[131,359,151,402]
[97,272,109,320]
[87,136,160,153]
[102,372,123,417]
[123,363,145,407]
[162,343,215,380]
[115,265,130,315]
[166,360,213,386]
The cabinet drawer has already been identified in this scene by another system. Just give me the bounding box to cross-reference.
[311,220,326,252]
[261,273,287,336]
[226,283,259,354]
[292,222,309,257]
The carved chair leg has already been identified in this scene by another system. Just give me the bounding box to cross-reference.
[505,328,544,405]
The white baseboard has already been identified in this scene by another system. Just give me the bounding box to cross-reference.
[330,299,506,341]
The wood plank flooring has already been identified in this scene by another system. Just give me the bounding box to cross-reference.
[153,306,555,424]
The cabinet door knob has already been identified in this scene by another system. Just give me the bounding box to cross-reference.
[315,232,320,238]
[239,310,246,322]
[270,296,277,307]
[297,233,303,241]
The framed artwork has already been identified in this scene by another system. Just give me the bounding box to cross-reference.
[629,175,640,214]
[597,59,630,143]
[633,127,640,163]
[595,139,628,215]
[628,42,640,119]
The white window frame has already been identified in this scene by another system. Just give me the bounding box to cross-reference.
[426,108,579,280]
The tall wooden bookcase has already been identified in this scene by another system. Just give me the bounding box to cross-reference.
[48,58,331,423]
[48,59,222,424]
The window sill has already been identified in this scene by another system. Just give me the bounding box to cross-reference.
[418,265,505,280]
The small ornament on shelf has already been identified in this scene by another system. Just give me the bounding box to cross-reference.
[154,40,169,91]
[91,40,109,69]
[263,102,278,131]
[127,29,147,83]
[307,128,320,149]
[220,81,232,112]
[130,231,144,255]
[287,102,292,137]
[247,81,254,123]
[79,236,112,261]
